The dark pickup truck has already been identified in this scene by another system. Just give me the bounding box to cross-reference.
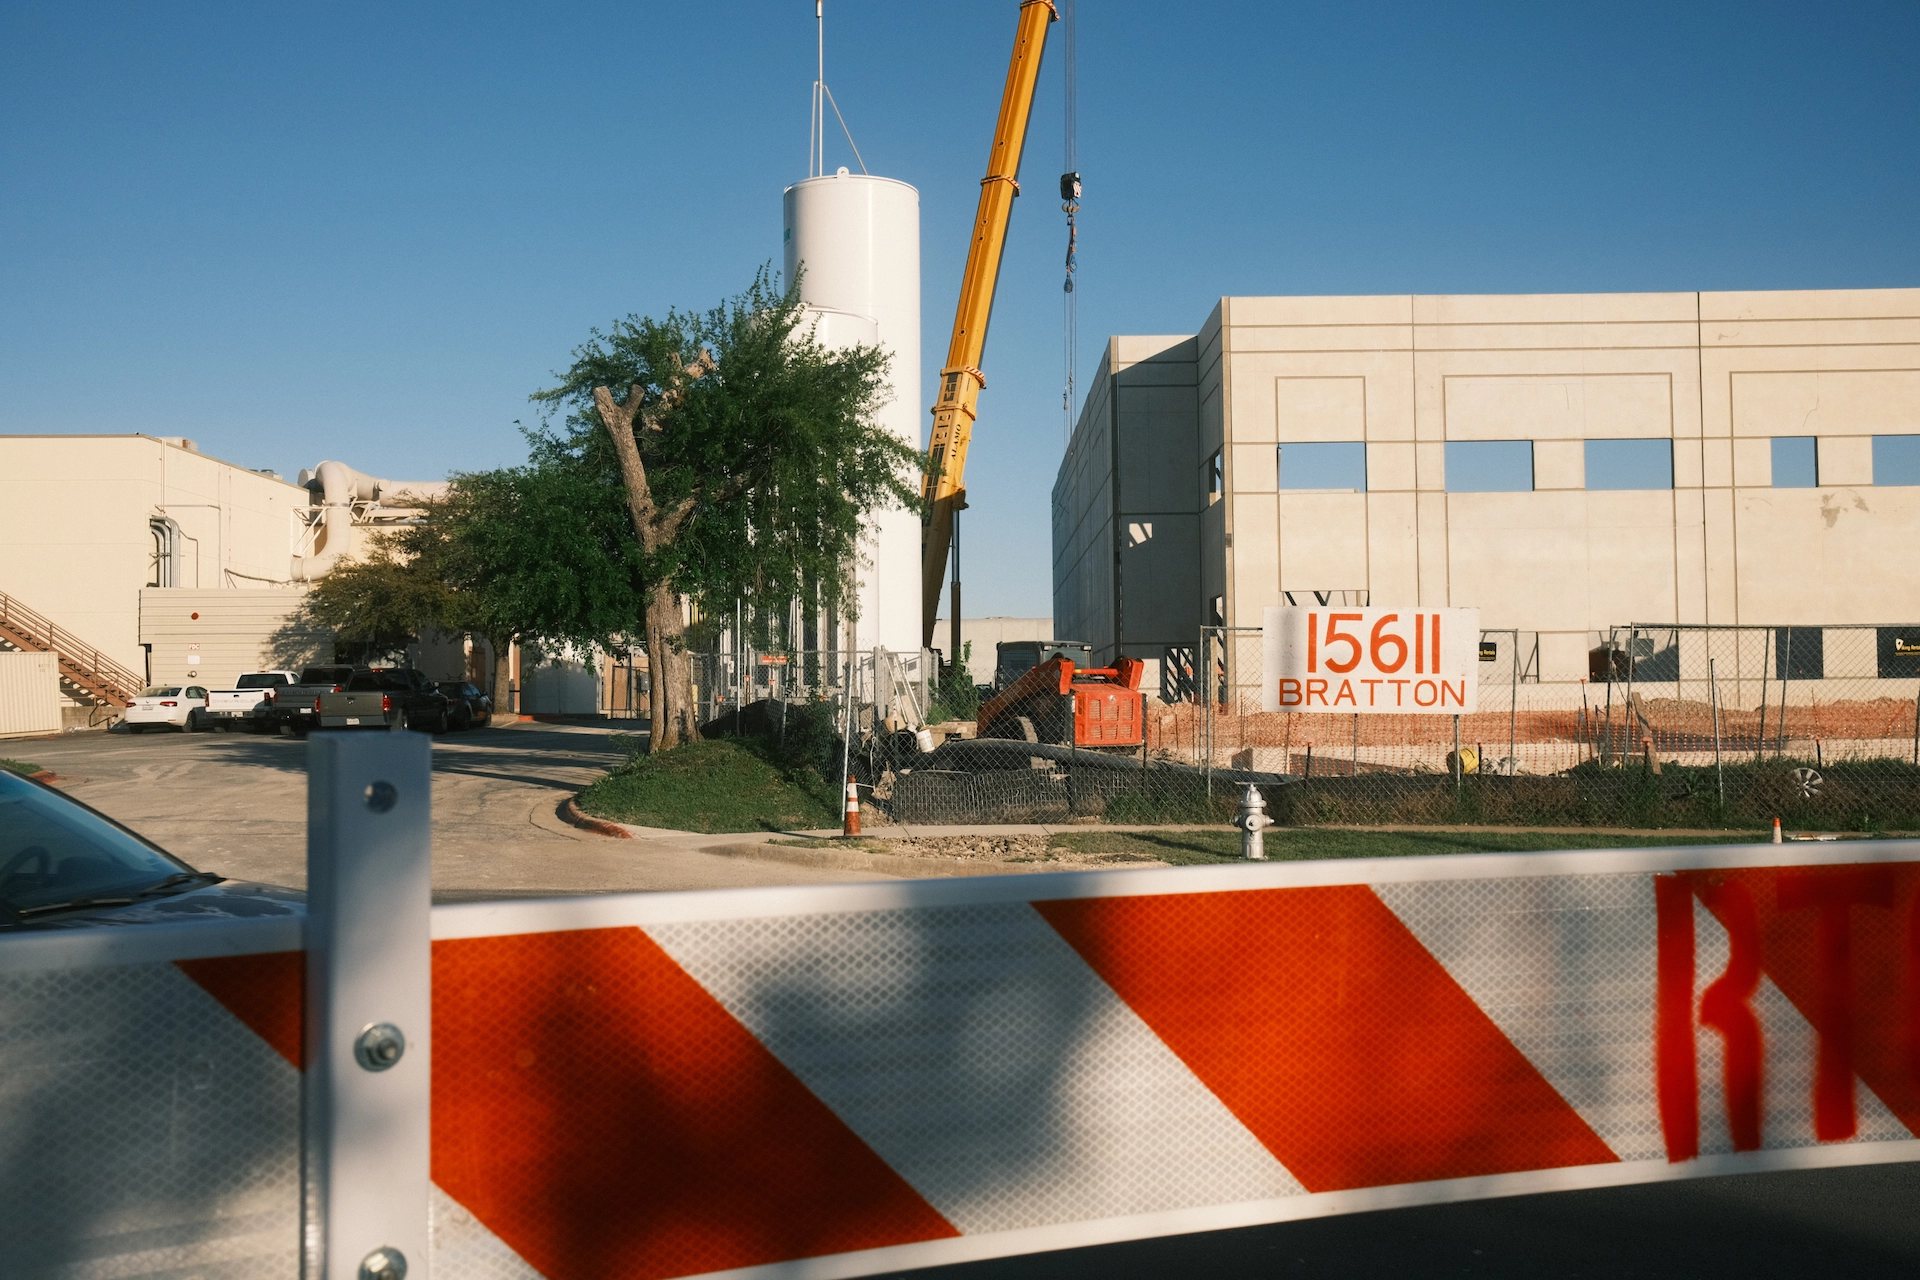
[316,667,453,732]
[264,665,357,735]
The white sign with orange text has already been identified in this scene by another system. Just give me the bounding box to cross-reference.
[1262,606,1480,714]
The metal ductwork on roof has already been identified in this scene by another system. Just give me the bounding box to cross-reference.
[290,461,450,582]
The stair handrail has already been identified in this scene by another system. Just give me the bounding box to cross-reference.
[0,588,147,700]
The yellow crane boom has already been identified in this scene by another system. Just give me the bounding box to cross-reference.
[920,0,1056,649]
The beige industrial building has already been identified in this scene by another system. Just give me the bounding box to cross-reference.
[1054,287,1920,694]
[0,434,612,722]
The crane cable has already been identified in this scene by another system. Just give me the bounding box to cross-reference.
[1060,0,1079,448]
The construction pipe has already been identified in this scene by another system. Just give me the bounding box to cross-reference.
[926,736,1297,788]
[289,462,448,582]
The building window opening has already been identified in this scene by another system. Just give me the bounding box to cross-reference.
[1774,627,1823,681]
[1206,450,1223,505]
[1872,435,1920,486]
[1772,436,1817,488]
[1278,441,1366,492]
[1445,440,1534,493]
[1585,439,1673,490]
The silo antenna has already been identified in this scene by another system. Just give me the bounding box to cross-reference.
[810,2,868,177]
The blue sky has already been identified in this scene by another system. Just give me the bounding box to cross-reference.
[3,1,1916,618]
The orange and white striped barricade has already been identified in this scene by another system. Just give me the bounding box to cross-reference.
[0,730,432,1280]
[418,841,1920,1279]
[10,789,1920,1278]
[0,896,306,1273]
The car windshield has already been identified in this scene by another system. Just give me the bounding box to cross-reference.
[235,673,288,689]
[299,667,354,685]
[0,772,202,922]
[438,682,470,695]
[138,687,183,698]
[347,670,411,692]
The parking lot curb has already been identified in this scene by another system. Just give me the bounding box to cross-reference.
[560,797,632,839]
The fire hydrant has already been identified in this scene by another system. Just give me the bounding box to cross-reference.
[1231,783,1272,860]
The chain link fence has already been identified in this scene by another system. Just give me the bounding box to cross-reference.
[667,624,1920,831]
[684,644,1279,826]
[691,646,937,732]
[1180,622,1920,831]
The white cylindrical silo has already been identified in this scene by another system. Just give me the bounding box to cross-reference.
[782,169,921,658]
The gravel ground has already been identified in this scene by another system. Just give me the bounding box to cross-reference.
[813,834,1165,867]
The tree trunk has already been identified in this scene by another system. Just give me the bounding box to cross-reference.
[594,360,711,755]
[488,634,514,713]
[644,581,700,751]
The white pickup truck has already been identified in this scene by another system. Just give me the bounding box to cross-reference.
[203,671,300,732]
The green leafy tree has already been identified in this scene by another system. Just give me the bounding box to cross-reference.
[428,459,648,702]
[302,536,466,666]
[532,271,920,751]
[300,457,646,702]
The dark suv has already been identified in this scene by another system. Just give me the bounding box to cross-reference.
[436,681,494,730]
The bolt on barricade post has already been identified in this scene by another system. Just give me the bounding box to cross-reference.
[306,730,431,1280]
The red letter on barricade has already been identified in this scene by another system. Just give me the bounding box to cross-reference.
[1700,880,1765,1152]
[1655,874,1700,1161]
[1779,866,1897,1142]
[1910,891,1920,1091]
[1279,679,1302,707]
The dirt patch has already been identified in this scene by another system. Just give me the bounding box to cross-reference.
[781,834,1164,867]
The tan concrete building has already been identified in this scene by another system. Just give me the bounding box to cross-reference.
[0,436,315,698]
[1054,288,1920,693]
[0,434,625,719]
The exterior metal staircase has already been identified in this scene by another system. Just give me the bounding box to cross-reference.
[0,588,144,708]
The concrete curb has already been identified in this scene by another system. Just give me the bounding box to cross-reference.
[560,798,633,839]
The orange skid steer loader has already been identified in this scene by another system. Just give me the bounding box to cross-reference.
[977,655,1147,750]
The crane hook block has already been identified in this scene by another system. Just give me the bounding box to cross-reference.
[1060,171,1081,202]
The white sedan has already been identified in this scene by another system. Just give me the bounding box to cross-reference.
[125,686,209,733]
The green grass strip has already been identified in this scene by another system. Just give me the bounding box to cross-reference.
[575,737,840,834]
[1050,827,1796,866]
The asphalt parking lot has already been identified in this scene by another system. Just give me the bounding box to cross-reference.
[13,720,889,900]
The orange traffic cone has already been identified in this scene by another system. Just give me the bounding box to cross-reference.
[843,774,861,837]
[1772,817,1783,844]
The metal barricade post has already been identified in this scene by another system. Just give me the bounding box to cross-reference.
[305,731,432,1280]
